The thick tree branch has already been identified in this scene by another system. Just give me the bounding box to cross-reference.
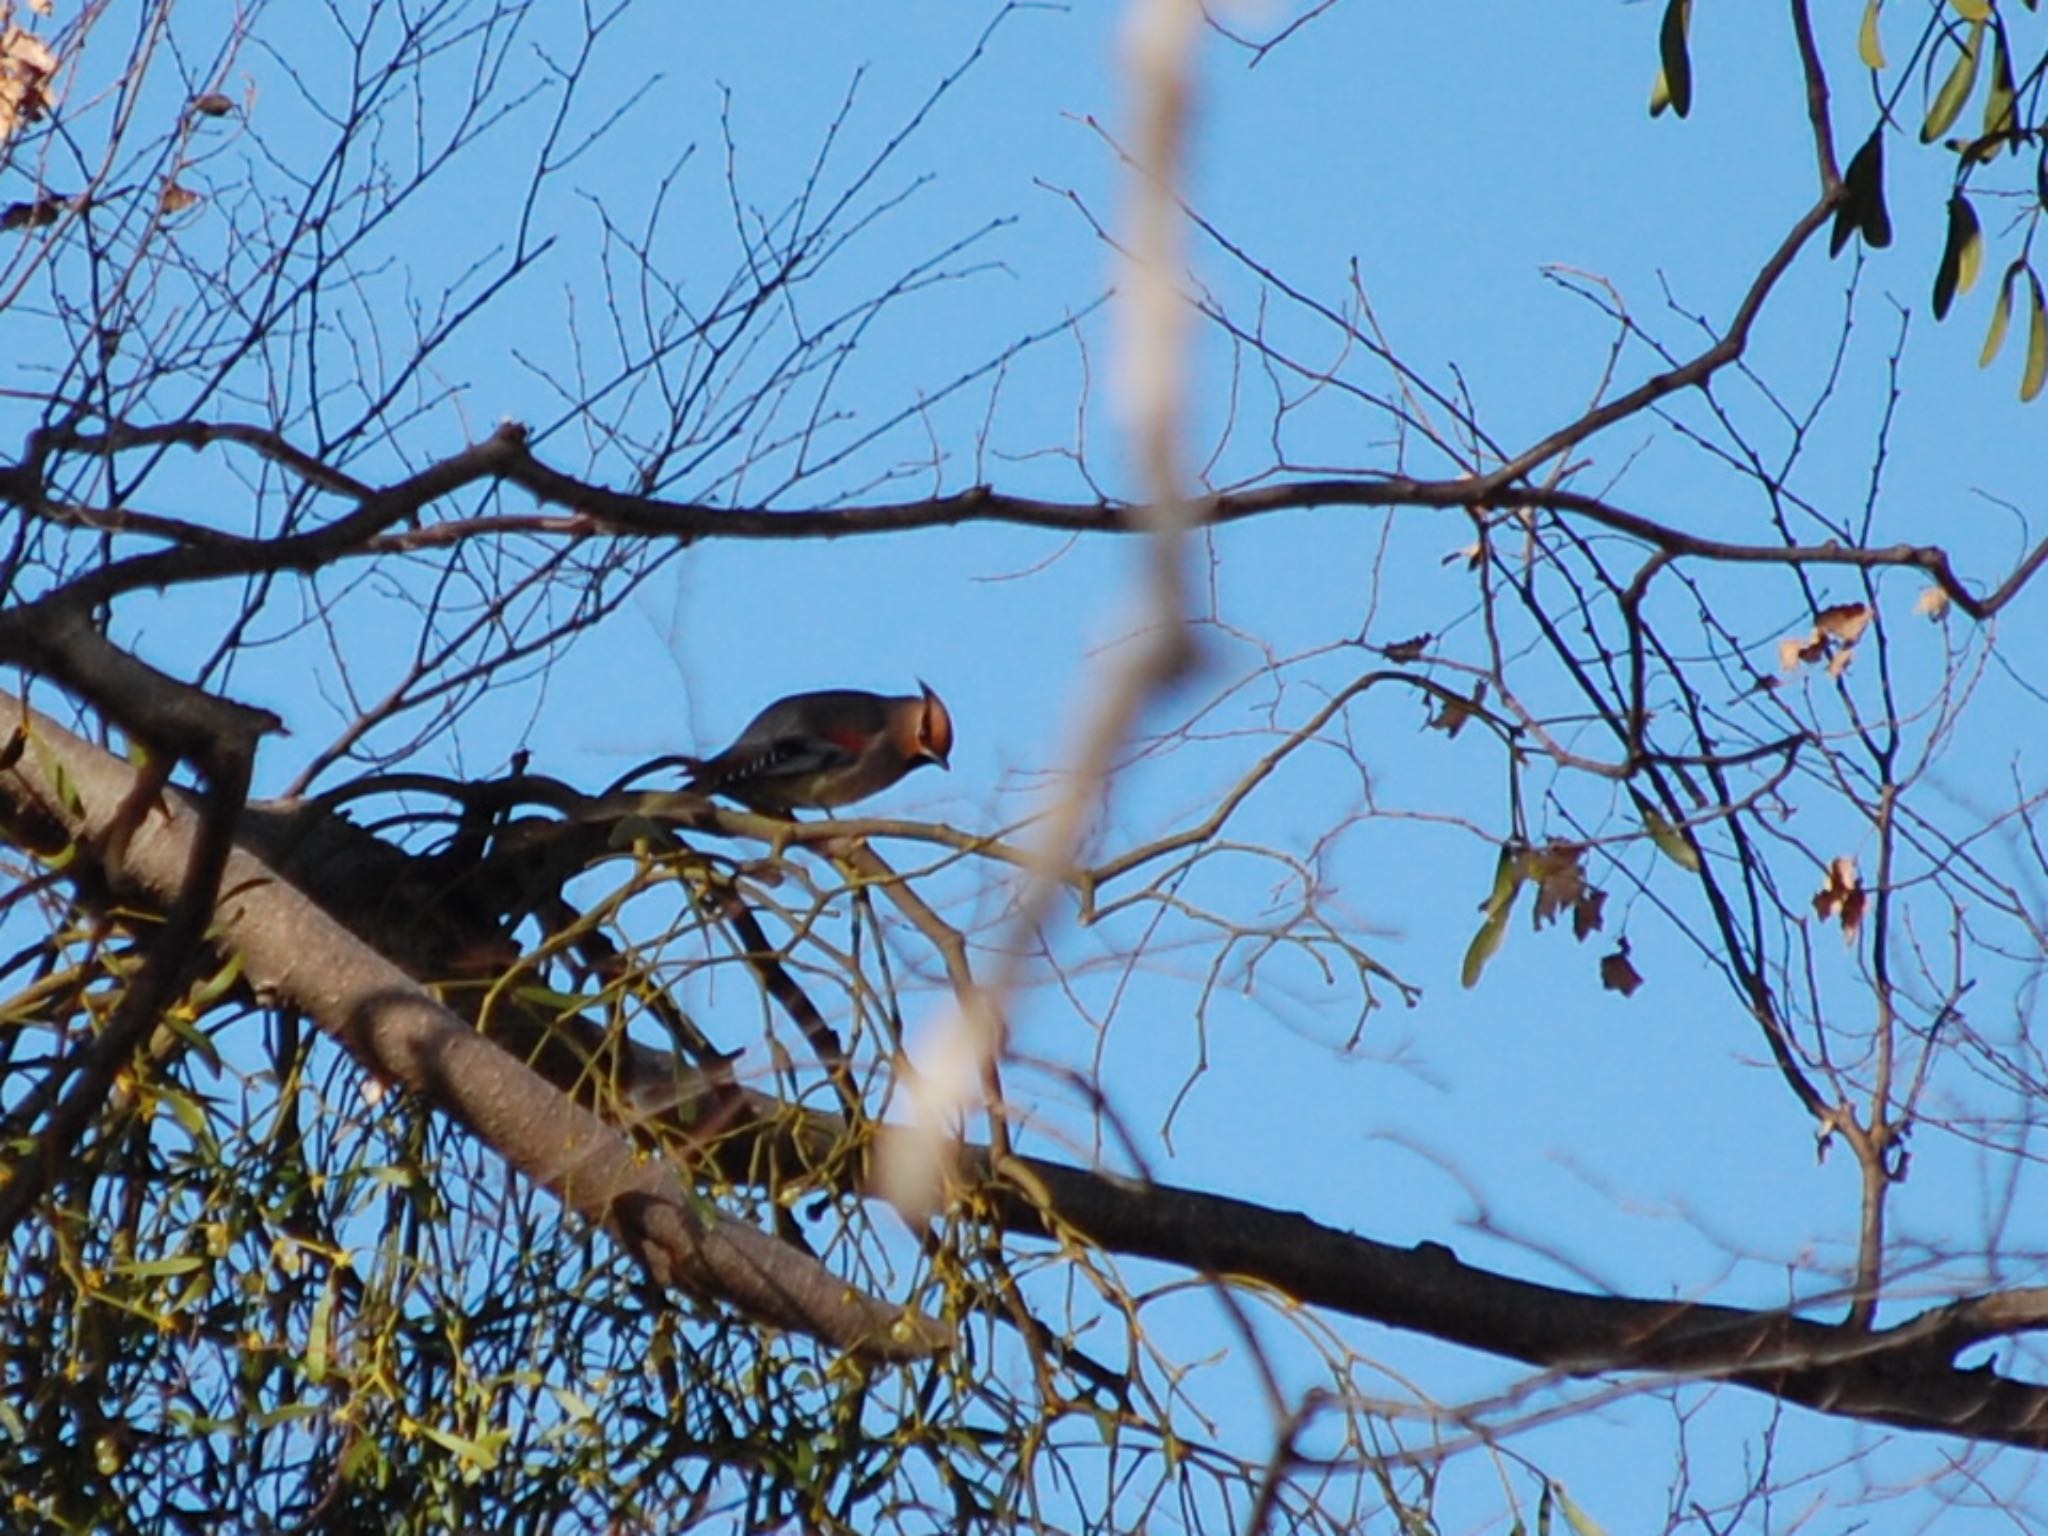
[10,414,2045,622]
[219,770,2048,1451]
[0,692,947,1360]
[11,697,2047,1447]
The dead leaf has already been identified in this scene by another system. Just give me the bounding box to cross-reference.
[1429,681,1486,740]
[189,92,234,118]
[1815,602,1872,645]
[1527,842,1604,940]
[1812,855,1866,947]
[1600,941,1642,997]
[1779,633,1826,672]
[0,24,59,140]
[1381,633,1432,664]
[0,190,71,230]
[1573,885,1607,941]
[159,181,200,214]
[1781,602,1873,678]
[1915,586,1951,621]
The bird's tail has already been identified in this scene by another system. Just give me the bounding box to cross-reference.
[602,753,706,796]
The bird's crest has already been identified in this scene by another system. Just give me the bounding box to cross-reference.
[915,680,953,767]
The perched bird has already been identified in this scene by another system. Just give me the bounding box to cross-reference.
[680,683,953,812]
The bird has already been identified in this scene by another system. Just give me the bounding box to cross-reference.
[678,683,953,812]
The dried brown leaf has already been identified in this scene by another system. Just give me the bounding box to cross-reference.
[0,24,59,140]
[159,182,200,214]
[0,189,73,230]
[1815,601,1873,645]
[1779,633,1826,672]
[1600,942,1643,997]
[189,92,234,118]
[1528,842,1587,931]
[1572,885,1607,941]
[1915,586,1952,621]
[1430,681,1486,740]
[1813,855,1867,947]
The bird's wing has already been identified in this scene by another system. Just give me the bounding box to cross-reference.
[688,729,860,791]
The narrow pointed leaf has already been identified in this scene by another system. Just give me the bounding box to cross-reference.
[1921,19,1984,144]
[1859,0,1887,69]
[1982,26,2016,141]
[1950,0,1991,18]
[1633,789,1701,872]
[1650,70,1672,117]
[2022,270,2048,402]
[1834,129,1893,251]
[1861,153,1893,248]
[1981,260,2022,365]
[1462,902,1514,989]
[1554,1486,1612,1536]
[1480,844,1527,919]
[1835,134,1875,256]
[1654,0,1692,118]
[1933,193,1983,319]
[1463,846,1526,988]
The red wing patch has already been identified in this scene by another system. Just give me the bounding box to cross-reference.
[820,726,869,756]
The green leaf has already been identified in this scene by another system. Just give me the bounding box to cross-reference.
[1633,790,1701,872]
[1933,193,1983,319]
[159,1084,210,1140]
[1480,844,1525,918]
[1982,25,2016,142]
[415,1420,505,1472]
[1981,260,2022,365]
[1832,130,1891,255]
[1652,0,1693,118]
[1462,847,1526,989]
[1462,904,1512,989]
[187,952,244,1010]
[306,1277,334,1383]
[2023,269,2048,402]
[1859,0,1887,68]
[1554,1485,1611,1536]
[254,1402,324,1430]
[113,1254,205,1279]
[30,730,84,817]
[340,1435,385,1483]
[1921,19,1984,144]
[1950,0,1991,18]
[550,1386,597,1423]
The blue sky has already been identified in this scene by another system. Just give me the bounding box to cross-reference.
[12,0,2048,1528]
[540,5,2045,1523]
